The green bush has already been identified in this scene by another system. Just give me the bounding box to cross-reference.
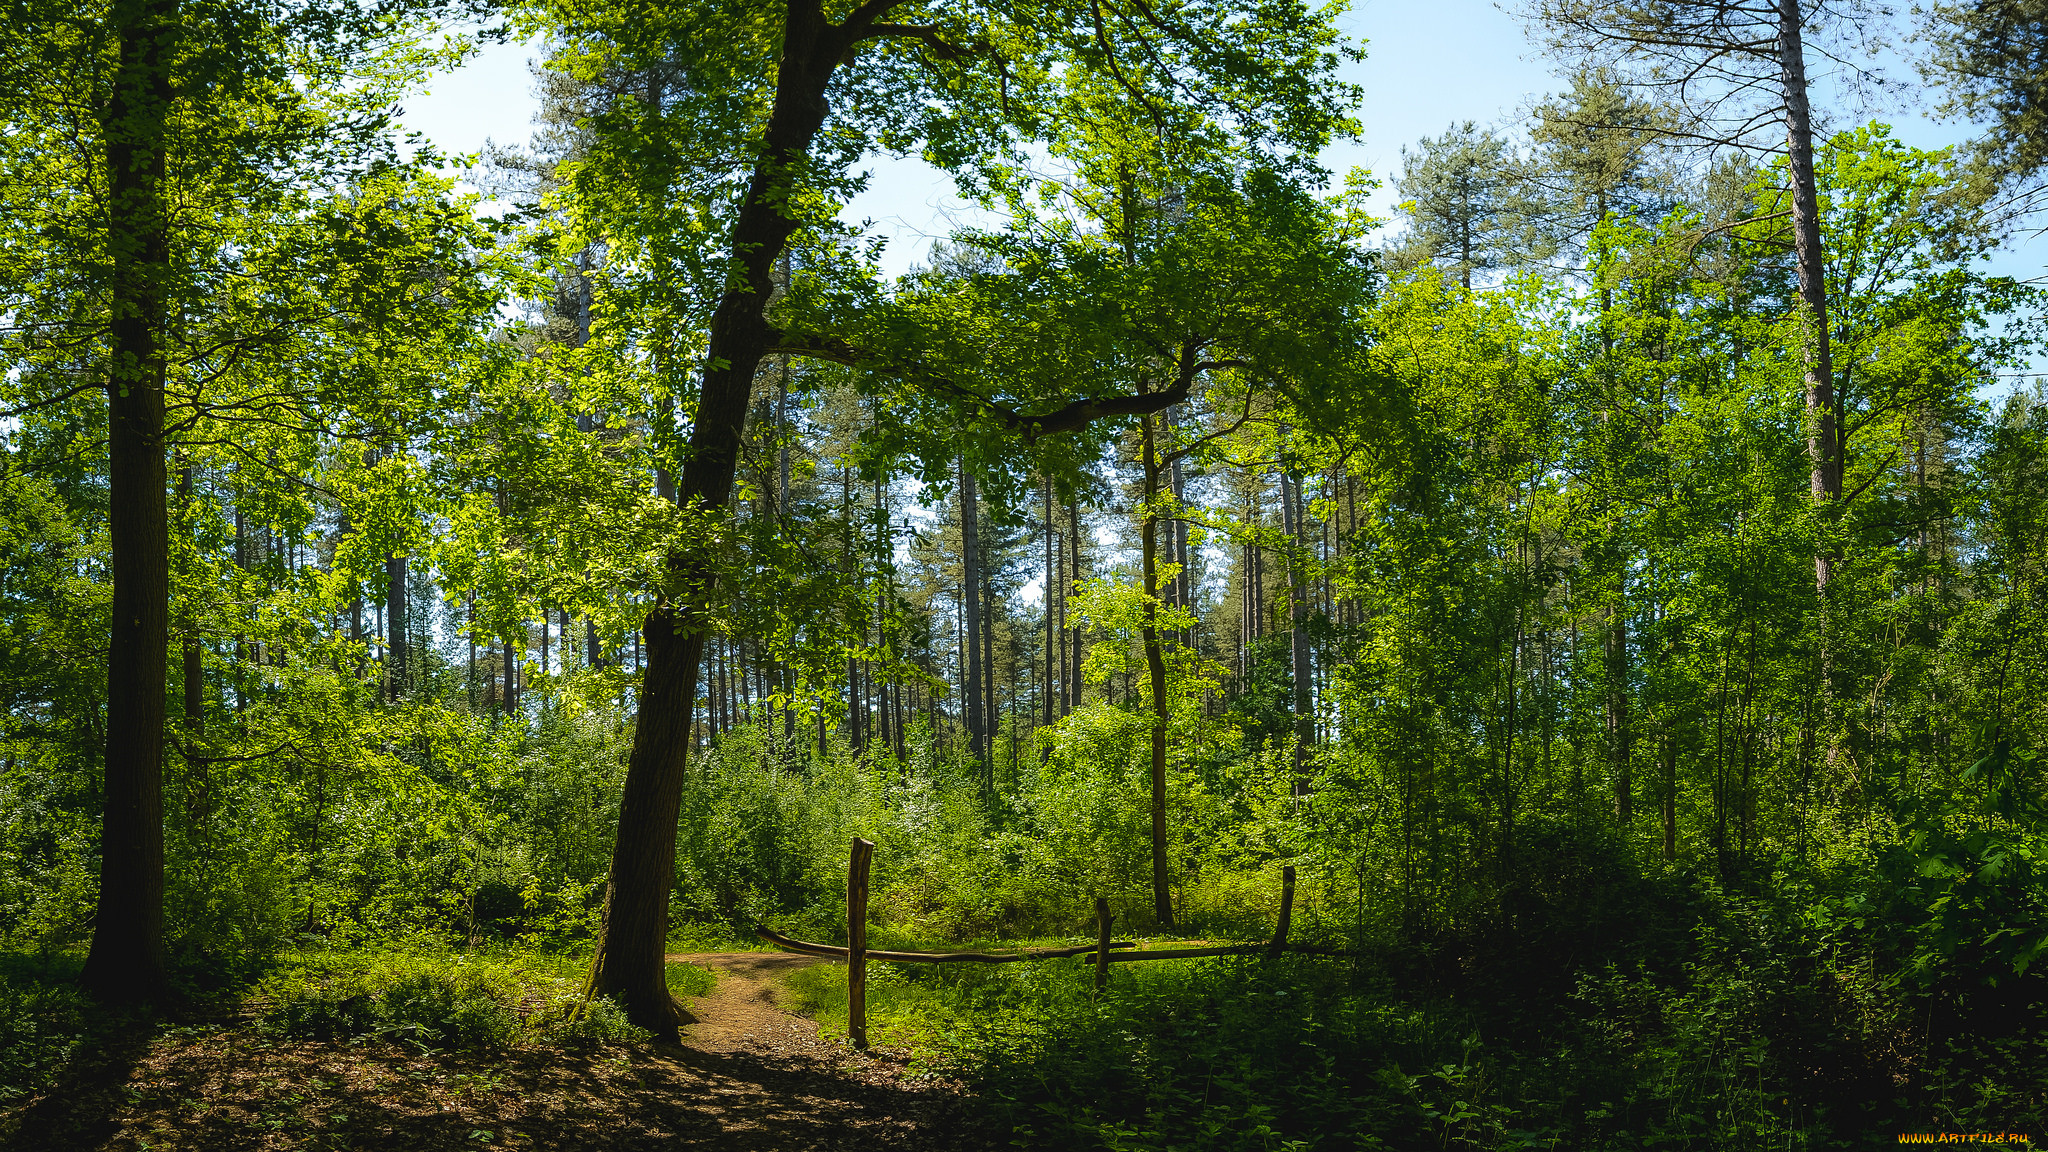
[0,967,89,1103]
[531,996,650,1047]
[255,949,623,1051]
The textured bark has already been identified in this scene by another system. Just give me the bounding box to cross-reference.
[1280,471,1314,791]
[1778,0,1837,594]
[82,0,177,1005]
[961,462,985,766]
[589,0,846,1034]
[178,465,202,736]
[1043,477,1057,728]
[1068,500,1084,710]
[590,0,1198,1031]
[1140,414,1175,927]
[587,606,700,1033]
[385,554,408,701]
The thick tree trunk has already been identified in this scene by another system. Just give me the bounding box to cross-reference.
[589,1,844,1034]
[587,606,701,1032]
[83,0,177,1005]
[1139,415,1174,927]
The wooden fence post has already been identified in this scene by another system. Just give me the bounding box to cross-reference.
[1094,897,1112,992]
[848,837,873,1049]
[1268,864,1295,956]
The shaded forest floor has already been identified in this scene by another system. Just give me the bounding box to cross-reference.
[0,952,974,1152]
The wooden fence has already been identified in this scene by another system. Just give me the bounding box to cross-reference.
[756,837,1321,1049]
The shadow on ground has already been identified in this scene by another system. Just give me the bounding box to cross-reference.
[0,953,975,1152]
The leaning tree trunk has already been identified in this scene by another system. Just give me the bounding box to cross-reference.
[1139,413,1175,927]
[586,0,1199,1032]
[83,0,177,1005]
[587,2,845,1035]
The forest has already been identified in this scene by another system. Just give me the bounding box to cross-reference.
[3,0,2048,1147]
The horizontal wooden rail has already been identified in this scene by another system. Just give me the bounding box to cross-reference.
[1105,944,1262,962]
[758,924,1352,964]
[756,925,1139,963]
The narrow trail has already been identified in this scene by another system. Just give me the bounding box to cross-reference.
[2,953,972,1152]
[668,951,837,1056]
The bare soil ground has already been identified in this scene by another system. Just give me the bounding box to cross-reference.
[0,952,975,1152]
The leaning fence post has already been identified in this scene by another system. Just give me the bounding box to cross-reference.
[1268,864,1296,956]
[848,837,874,1049]
[1094,897,1113,992]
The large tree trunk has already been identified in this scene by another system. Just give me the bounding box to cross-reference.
[1139,414,1175,927]
[588,2,844,1034]
[83,0,177,1005]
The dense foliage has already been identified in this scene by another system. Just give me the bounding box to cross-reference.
[3,0,2047,1145]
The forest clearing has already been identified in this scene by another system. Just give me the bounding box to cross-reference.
[4,0,2048,1147]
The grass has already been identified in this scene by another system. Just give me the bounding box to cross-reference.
[778,929,1240,1061]
[665,959,716,998]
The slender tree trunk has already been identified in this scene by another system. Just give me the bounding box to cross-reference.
[178,463,202,736]
[1068,499,1084,710]
[1280,471,1314,792]
[1608,574,1633,823]
[83,0,177,1004]
[961,462,985,768]
[1140,414,1175,927]
[1779,0,1838,567]
[1044,476,1057,728]
[386,554,408,702]
[982,565,996,785]
[1661,736,1678,862]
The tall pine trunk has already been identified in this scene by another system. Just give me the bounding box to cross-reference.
[83,0,177,1005]
[1779,0,1837,575]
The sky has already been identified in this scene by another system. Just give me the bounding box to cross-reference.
[398,1,2042,282]
[400,1,1570,270]
[392,5,2045,600]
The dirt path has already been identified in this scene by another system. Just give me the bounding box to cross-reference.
[2,953,973,1152]
[668,951,837,1056]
